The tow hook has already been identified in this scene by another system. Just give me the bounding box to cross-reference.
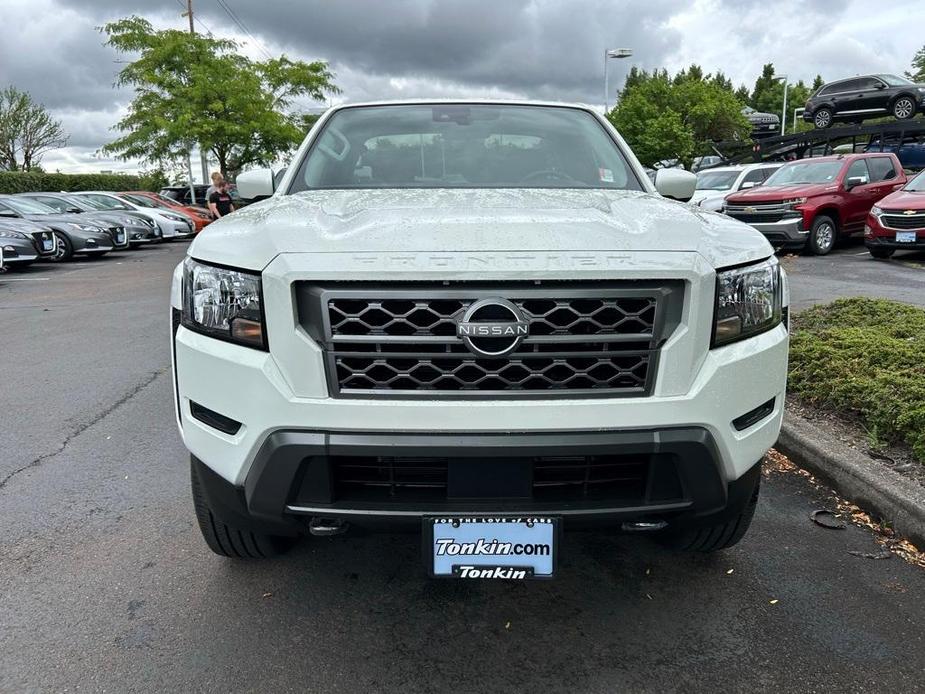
[621,521,668,532]
[309,517,349,537]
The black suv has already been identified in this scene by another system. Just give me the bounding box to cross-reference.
[804,74,925,129]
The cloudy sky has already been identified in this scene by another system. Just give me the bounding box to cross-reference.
[0,0,921,177]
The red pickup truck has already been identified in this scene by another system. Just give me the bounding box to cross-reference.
[723,153,907,255]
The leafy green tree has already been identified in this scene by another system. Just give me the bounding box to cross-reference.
[811,75,825,92]
[734,84,751,105]
[0,86,69,171]
[100,16,338,177]
[609,68,749,168]
[908,45,925,81]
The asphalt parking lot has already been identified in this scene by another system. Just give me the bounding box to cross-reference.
[1,242,924,692]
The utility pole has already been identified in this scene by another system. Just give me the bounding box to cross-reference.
[183,0,211,200]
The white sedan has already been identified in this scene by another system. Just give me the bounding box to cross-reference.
[72,191,195,239]
[690,163,782,212]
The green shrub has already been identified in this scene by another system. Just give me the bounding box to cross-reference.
[789,298,925,462]
[0,171,163,194]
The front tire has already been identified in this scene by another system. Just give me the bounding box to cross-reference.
[191,458,295,559]
[49,231,73,262]
[659,476,760,552]
[869,247,895,259]
[892,96,916,121]
[813,107,834,129]
[808,215,837,255]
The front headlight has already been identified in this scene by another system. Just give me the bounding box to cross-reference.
[163,212,187,223]
[712,257,782,347]
[72,223,102,232]
[870,206,883,217]
[0,229,27,239]
[181,258,266,349]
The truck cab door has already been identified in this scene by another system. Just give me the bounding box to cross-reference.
[841,159,876,234]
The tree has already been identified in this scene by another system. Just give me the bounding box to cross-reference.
[100,16,338,177]
[0,86,69,171]
[908,45,925,82]
[609,67,750,168]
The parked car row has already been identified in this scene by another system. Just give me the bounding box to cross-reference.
[694,152,925,258]
[0,190,212,270]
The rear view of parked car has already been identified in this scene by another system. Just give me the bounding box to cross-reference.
[803,74,925,129]
[865,169,925,258]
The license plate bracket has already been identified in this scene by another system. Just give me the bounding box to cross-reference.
[424,516,558,579]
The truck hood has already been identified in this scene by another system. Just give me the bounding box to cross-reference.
[726,183,835,203]
[878,189,925,211]
[190,189,772,271]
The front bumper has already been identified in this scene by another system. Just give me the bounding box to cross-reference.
[190,428,764,534]
[733,217,808,250]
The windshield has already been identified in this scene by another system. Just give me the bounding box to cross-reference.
[881,74,913,87]
[764,161,843,186]
[62,194,101,211]
[1,196,56,214]
[79,194,131,210]
[906,170,925,192]
[696,170,739,191]
[120,193,160,208]
[290,104,643,191]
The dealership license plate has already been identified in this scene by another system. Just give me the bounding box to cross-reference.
[116,232,125,244]
[427,517,557,579]
[42,238,53,251]
[896,231,917,243]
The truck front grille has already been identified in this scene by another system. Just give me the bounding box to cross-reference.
[724,203,790,224]
[297,282,680,398]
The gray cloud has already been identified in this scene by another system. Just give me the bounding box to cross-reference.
[1,0,922,173]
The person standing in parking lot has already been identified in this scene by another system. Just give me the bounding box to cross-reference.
[205,171,224,202]
[208,180,235,219]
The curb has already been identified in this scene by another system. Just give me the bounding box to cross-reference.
[776,411,925,550]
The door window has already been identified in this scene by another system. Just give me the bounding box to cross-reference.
[867,157,896,182]
[739,169,766,188]
[845,159,870,185]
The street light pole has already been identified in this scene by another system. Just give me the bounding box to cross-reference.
[774,74,789,137]
[603,48,633,115]
[183,0,211,192]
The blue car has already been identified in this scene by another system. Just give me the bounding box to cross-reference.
[865,138,925,170]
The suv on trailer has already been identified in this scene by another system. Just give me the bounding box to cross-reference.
[172,101,789,578]
[803,74,925,129]
[723,153,906,254]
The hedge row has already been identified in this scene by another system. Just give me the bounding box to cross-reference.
[0,171,164,194]
[788,298,925,462]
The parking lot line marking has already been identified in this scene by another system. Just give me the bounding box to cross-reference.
[0,277,51,281]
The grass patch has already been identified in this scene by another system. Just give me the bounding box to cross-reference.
[789,298,925,463]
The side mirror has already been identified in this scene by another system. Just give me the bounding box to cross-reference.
[654,168,697,202]
[236,168,275,202]
[845,176,868,190]
[67,207,82,213]
[740,181,759,189]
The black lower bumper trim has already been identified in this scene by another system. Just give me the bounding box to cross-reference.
[197,428,761,531]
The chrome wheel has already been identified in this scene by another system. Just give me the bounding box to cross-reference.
[814,109,832,129]
[50,231,71,262]
[814,222,834,252]
[893,98,915,120]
